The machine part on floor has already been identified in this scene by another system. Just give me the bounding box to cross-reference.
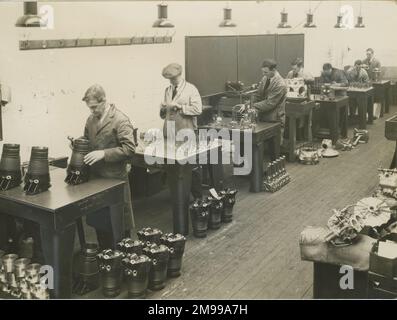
[2,254,18,273]
[14,258,31,279]
[321,139,339,158]
[23,146,51,195]
[25,263,41,285]
[65,138,90,185]
[263,156,291,192]
[354,197,391,228]
[296,143,322,165]
[335,138,354,151]
[73,243,100,296]
[18,237,34,260]
[97,249,124,298]
[189,198,210,238]
[377,168,397,199]
[206,195,224,230]
[160,233,186,278]
[0,143,22,191]
[219,188,238,222]
[352,128,369,146]
[122,253,151,299]
[143,243,170,291]
[117,238,145,256]
[137,227,163,245]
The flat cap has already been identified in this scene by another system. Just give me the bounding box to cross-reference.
[82,84,106,102]
[162,63,182,79]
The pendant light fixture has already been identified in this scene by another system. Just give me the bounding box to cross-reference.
[153,2,174,28]
[15,2,46,27]
[278,8,291,28]
[219,3,236,27]
[355,1,365,28]
[304,9,316,28]
[334,14,343,28]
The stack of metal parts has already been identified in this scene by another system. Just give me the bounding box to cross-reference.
[263,156,291,192]
[0,253,49,299]
[65,138,90,185]
[97,230,186,298]
[23,146,51,195]
[325,197,392,246]
[0,144,22,191]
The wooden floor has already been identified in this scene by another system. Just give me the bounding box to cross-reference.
[79,105,397,300]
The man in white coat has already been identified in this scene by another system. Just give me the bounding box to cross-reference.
[160,63,203,199]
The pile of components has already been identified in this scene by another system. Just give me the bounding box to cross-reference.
[91,228,186,299]
[189,188,238,238]
[228,104,258,130]
[0,252,49,299]
[325,197,392,246]
[263,156,291,192]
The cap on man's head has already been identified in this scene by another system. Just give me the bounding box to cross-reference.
[82,84,106,102]
[262,59,277,70]
[323,63,333,71]
[354,59,362,66]
[162,63,183,79]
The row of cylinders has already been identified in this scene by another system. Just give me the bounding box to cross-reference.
[74,228,186,299]
[263,156,291,193]
[0,251,49,299]
[189,188,238,238]
[0,138,90,195]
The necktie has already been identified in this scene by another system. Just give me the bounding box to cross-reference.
[172,86,177,99]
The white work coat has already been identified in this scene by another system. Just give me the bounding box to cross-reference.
[160,79,202,137]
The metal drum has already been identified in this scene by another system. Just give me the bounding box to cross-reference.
[122,254,151,299]
[189,199,210,238]
[0,143,22,191]
[97,249,124,298]
[24,146,51,195]
[160,233,186,278]
[143,243,170,291]
[65,138,90,185]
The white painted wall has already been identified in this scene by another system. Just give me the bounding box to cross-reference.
[0,1,396,159]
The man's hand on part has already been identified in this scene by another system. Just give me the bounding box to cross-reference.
[84,150,105,166]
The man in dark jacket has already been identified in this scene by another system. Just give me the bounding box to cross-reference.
[82,84,136,249]
[362,48,381,81]
[320,63,349,86]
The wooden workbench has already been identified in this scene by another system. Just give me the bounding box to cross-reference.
[347,87,375,129]
[285,100,317,162]
[200,120,281,193]
[132,139,223,235]
[312,95,349,144]
[0,169,125,299]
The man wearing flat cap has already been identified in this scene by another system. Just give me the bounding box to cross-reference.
[160,63,203,199]
[81,84,136,249]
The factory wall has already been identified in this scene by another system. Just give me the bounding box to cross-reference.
[0,1,396,159]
